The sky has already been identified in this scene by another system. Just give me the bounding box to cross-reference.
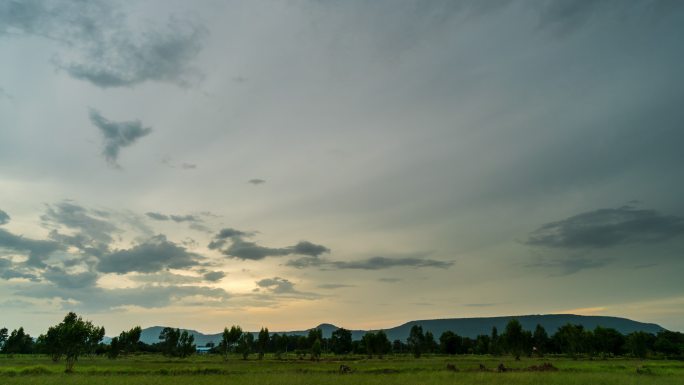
[1,0,683,336]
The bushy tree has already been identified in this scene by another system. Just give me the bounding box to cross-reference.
[2,327,34,354]
[654,330,684,357]
[220,325,243,361]
[41,312,105,372]
[159,328,195,358]
[503,319,528,360]
[109,326,142,359]
[311,338,322,361]
[331,328,352,355]
[407,325,425,358]
[440,331,463,355]
[257,327,269,360]
[237,332,254,360]
[178,331,195,358]
[591,326,624,357]
[553,324,586,358]
[0,327,7,351]
[532,324,549,356]
[626,331,654,359]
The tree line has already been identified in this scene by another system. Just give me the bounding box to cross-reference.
[1,314,683,372]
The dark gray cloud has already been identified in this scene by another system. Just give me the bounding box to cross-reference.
[15,283,231,311]
[203,271,225,282]
[285,256,323,269]
[224,239,292,261]
[287,253,452,270]
[248,179,266,185]
[0,228,63,267]
[89,109,152,166]
[535,0,684,35]
[0,209,9,225]
[291,241,330,257]
[170,214,199,223]
[146,212,169,221]
[254,276,319,299]
[317,283,354,289]
[208,229,329,261]
[463,303,497,307]
[42,201,119,248]
[97,235,203,274]
[330,256,453,270]
[527,205,684,249]
[0,258,39,281]
[256,277,296,294]
[146,212,200,223]
[42,266,99,289]
[526,256,610,276]
[0,0,205,88]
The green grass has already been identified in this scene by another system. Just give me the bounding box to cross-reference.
[1,354,682,384]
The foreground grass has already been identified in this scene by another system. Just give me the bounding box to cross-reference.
[1,354,682,384]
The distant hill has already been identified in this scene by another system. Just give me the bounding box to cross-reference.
[133,314,665,346]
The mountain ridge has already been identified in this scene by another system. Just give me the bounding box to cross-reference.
[130,314,666,346]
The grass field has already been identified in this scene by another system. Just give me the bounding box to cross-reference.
[1,353,682,384]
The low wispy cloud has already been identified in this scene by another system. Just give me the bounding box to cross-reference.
[145,212,200,223]
[254,276,319,299]
[527,205,684,249]
[526,256,610,276]
[317,283,354,289]
[248,179,266,185]
[331,256,453,270]
[14,283,231,311]
[287,254,452,271]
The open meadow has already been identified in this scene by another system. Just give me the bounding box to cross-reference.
[1,354,683,385]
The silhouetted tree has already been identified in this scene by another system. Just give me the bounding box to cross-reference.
[331,328,352,355]
[532,324,549,356]
[237,332,254,360]
[591,326,624,358]
[626,331,654,359]
[2,327,34,354]
[503,319,526,360]
[439,331,463,355]
[42,312,105,372]
[553,324,586,358]
[220,325,242,361]
[0,327,7,351]
[257,327,269,360]
[407,325,425,358]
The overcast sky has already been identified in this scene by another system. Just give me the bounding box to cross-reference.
[1,0,683,336]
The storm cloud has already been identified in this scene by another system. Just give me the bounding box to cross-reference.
[97,235,203,274]
[0,0,205,88]
[0,209,9,225]
[89,109,152,166]
[208,229,329,261]
[527,205,684,249]
[0,228,63,267]
[42,201,119,247]
[330,256,453,270]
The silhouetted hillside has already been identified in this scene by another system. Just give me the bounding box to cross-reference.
[135,314,665,345]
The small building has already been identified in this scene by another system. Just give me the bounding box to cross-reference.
[196,346,212,354]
